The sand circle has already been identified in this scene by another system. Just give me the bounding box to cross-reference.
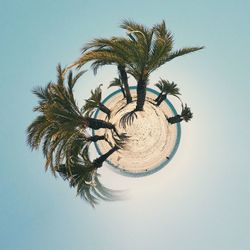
[93,87,181,177]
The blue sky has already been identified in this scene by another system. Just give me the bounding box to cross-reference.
[1,0,250,249]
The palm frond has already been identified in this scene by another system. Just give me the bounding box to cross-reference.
[181,104,193,122]
[108,78,123,88]
[82,85,102,116]
[56,162,96,206]
[119,110,138,129]
[56,144,124,207]
[159,78,181,96]
[112,132,129,149]
[155,81,164,92]
[76,50,125,70]
[56,64,66,86]
[166,46,204,62]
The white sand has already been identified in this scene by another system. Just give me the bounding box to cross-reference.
[94,90,179,175]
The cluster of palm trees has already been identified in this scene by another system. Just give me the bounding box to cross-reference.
[27,20,202,206]
[67,19,202,118]
[27,65,124,206]
[153,78,193,123]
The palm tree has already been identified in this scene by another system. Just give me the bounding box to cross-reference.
[28,119,107,173]
[32,66,116,128]
[92,145,120,168]
[82,84,111,117]
[167,104,193,124]
[117,64,132,103]
[70,20,203,118]
[57,146,122,207]
[108,78,126,98]
[67,39,133,104]
[154,80,164,103]
[155,79,181,106]
[27,65,118,173]
[68,36,134,105]
[119,20,203,111]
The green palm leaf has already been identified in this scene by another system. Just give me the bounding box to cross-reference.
[181,104,193,122]
[82,85,102,116]
[166,47,204,62]
[27,65,112,173]
[108,78,123,88]
[56,147,123,207]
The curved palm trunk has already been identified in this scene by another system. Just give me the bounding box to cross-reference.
[118,65,132,104]
[167,115,183,124]
[155,92,163,102]
[156,93,167,106]
[84,117,114,130]
[120,85,126,98]
[135,79,147,111]
[93,145,119,168]
[87,135,105,142]
[98,103,111,117]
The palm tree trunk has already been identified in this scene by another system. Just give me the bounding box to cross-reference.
[87,135,105,142]
[135,79,147,111]
[156,93,167,106]
[93,145,119,168]
[98,103,111,116]
[84,117,114,130]
[167,115,183,124]
[118,65,132,104]
[120,85,126,98]
[155,92,163,102]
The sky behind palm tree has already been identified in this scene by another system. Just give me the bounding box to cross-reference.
[1,0,250,249]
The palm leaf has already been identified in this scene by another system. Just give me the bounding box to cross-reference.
[181,104,193,122]
[82,85,102,116]
[166,47,204,62]
[108,78,123,88]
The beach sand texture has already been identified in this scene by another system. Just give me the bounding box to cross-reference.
[94,90,179,175]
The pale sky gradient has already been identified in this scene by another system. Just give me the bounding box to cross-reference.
[1,0,250,249]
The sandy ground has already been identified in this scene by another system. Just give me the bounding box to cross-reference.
[94,90,179,175]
